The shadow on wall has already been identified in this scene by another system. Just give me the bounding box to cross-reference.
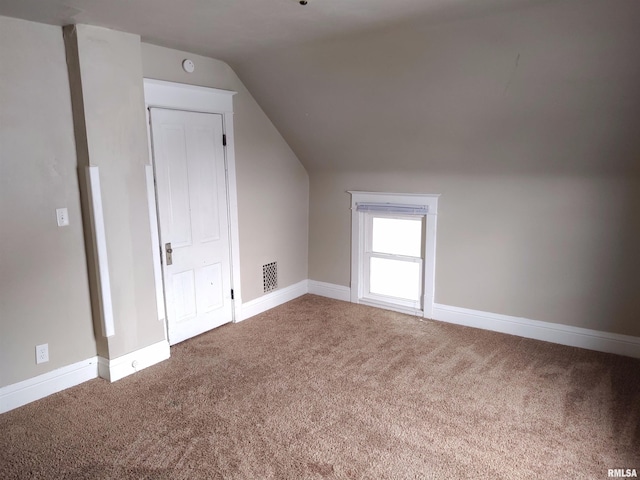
[606,180,640,334]
[512,175,640,336]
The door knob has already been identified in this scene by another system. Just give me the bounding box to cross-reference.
[165,242,173,265]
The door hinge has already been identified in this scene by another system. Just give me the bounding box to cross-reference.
[222,134,227,147]
[230,289,234,300]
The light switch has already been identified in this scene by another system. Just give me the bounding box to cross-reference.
[56,208,69,227]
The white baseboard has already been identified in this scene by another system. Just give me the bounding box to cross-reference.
[432,303,640,359]
[98,340,170,382]
[5,285,635,416]
[306,281,640,359]
[308,280,351,302]
[239,280,309,321]
[0,357,99,414]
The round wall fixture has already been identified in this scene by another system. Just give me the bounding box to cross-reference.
[182,59,195,73]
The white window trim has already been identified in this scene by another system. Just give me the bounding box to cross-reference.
[143,79,243,323]
[349,191,439,318]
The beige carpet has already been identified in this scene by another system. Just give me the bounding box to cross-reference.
[1,295,639,479]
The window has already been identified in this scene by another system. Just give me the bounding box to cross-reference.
[350,192,439,317]
[365,215,424,308]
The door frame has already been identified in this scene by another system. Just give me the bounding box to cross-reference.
[143,78,242,326]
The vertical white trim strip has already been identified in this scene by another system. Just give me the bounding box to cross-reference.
[222,111,243,320]
[350,205,362,303]
[85,166,115,337]
[145,165,166,323]
[423,213,438,318]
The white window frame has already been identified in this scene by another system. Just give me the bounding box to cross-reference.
[350,191,439,318]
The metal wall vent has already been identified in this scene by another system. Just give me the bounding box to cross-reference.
[263,262,278,293]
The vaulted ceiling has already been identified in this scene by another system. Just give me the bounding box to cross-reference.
[0,0,553,60]
[2,0,640,175]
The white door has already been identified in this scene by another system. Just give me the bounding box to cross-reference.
[149,108,233,345]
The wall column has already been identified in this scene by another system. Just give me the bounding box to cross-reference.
[63,24,168,379]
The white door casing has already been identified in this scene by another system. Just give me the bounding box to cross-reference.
[150,108,232,345]
[143,79,242,339]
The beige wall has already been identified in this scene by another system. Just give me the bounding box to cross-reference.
[290,0,640,338]
[0,17,96,386]
[0,18,309,389]
[2,0,637,392]
[140,44,309,303]
[310,172,640,337]
[64,25,166,358]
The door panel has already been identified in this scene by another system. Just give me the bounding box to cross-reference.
[150,108,233,345]
[172,270,197,321]
[162,124,193,247]
[198,263,224,312]
[193,127,222,242]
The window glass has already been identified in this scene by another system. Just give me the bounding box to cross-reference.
[370,257,421,301]
[372,217,422,257]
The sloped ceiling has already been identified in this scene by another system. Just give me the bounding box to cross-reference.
[232,0,640,175]
[0,0,552,59]
[2,0,639,175]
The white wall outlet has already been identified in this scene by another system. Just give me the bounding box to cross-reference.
[35,344,49,364]
[56,208,69,227]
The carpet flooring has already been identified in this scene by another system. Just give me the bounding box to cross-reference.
[1,294,639,479]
